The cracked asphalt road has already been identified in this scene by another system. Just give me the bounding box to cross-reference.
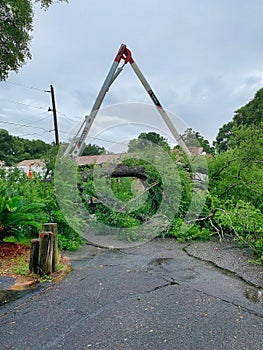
[0,238,262,349]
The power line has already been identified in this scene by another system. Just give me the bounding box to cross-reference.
[0,98,47,111]
[59,129,128,146]
[57,110,78,123]
[14,131,49,138]
[0,119,47,131]
[16,111,51,124]
[3,81,45,92]
[88,135,128,146]
[31,114,52,124]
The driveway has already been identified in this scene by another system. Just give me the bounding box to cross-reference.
[0,238,262,349]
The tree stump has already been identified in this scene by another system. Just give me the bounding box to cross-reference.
[29,238,39,274]
[28,223,59,276]
[42,223,58,272]
[38,231,54,277]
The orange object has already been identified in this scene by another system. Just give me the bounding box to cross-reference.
[27,164,33,178]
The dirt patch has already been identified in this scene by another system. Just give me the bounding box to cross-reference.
[0,242,30,277]
[0,242,72,290]
[0,242,30,261]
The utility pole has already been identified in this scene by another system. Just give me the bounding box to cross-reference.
[48,85,59,146]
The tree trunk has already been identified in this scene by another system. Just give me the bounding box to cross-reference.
[38,232,54,277]
[81,165,148,181]
[29,238,39,274]
[42,223,58,272]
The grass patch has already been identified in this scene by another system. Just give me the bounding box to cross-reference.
[4,236,33,245]
[0,254,30,276]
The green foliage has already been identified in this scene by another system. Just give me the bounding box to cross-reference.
[82,147,194,242]
[0,167,83,249]
[213,121,234,153]
[35,0,68,10]
[233,88,263,127]
[15,264,29,276]
[214,88,263,153]
[181,128,214,154]
[207,119,263,260]
[94,206,141,229]
[0,0,32,80]
[0,180,47,241]
[168,218,211,242]
[128,132,170,152]
[0,0,68,80]
[210,200,263,260]
[0,129,53,166]
[39,275,53,283]
[54,155,87,239]
[209,123,263,208]
[58,232,83,251]
[82,143,106,156]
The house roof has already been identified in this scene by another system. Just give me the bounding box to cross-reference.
[188,146,204,156]
[76,153,126,166]
[16,147,206,169]
[16,159,46,167]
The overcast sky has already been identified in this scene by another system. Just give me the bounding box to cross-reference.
[1,0,263,151]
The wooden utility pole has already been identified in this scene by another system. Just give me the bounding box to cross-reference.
[50,85,59,146]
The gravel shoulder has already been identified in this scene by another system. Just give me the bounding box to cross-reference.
[184,238,263,288]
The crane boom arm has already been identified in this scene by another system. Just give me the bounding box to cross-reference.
[64,44,190,158]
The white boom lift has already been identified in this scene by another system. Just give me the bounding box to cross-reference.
[64,44,191,158]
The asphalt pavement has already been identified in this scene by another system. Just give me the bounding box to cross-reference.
[0,238,262,350]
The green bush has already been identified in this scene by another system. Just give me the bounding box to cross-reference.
[212,200,263,260]
[0,168,83,249]
[0,182,47,241]
[167,218,211,242]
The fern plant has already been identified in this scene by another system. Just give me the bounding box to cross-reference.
[0,184,47,242]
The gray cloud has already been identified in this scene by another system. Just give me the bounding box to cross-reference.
[1,0,263,147]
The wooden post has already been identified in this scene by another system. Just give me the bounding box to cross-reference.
[42,223,58,272]
[29,238,39,274]
[38,231,54,277]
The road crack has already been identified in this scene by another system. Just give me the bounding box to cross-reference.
[183,244,263,289]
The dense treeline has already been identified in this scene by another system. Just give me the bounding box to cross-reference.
[0,129,53,165]
[214,87,263,153]
[0,129,106,166]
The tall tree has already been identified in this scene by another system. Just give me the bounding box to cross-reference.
[214,88,263,153]
[210,122,263,207]
[128,132,170,152]
[181,128,214,154]
[0,129,14,164]
[0,129,52,165]
[82,143,106,156]
[0,0,68,80]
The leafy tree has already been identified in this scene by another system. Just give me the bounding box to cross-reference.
[213,121,234,153]
[128,132,170,152]
[82,143,106,156]
[214,88,263,153]
[36,0,68,9]
[233,88,263,127]
[0,0,68,80]
[205,122,263,260]
[181,128,214,154]
[0,129,14,164]
[209,123,263,208]
[0,129,53,165]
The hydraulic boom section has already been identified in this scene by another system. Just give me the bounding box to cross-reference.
[64,44,191,158]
